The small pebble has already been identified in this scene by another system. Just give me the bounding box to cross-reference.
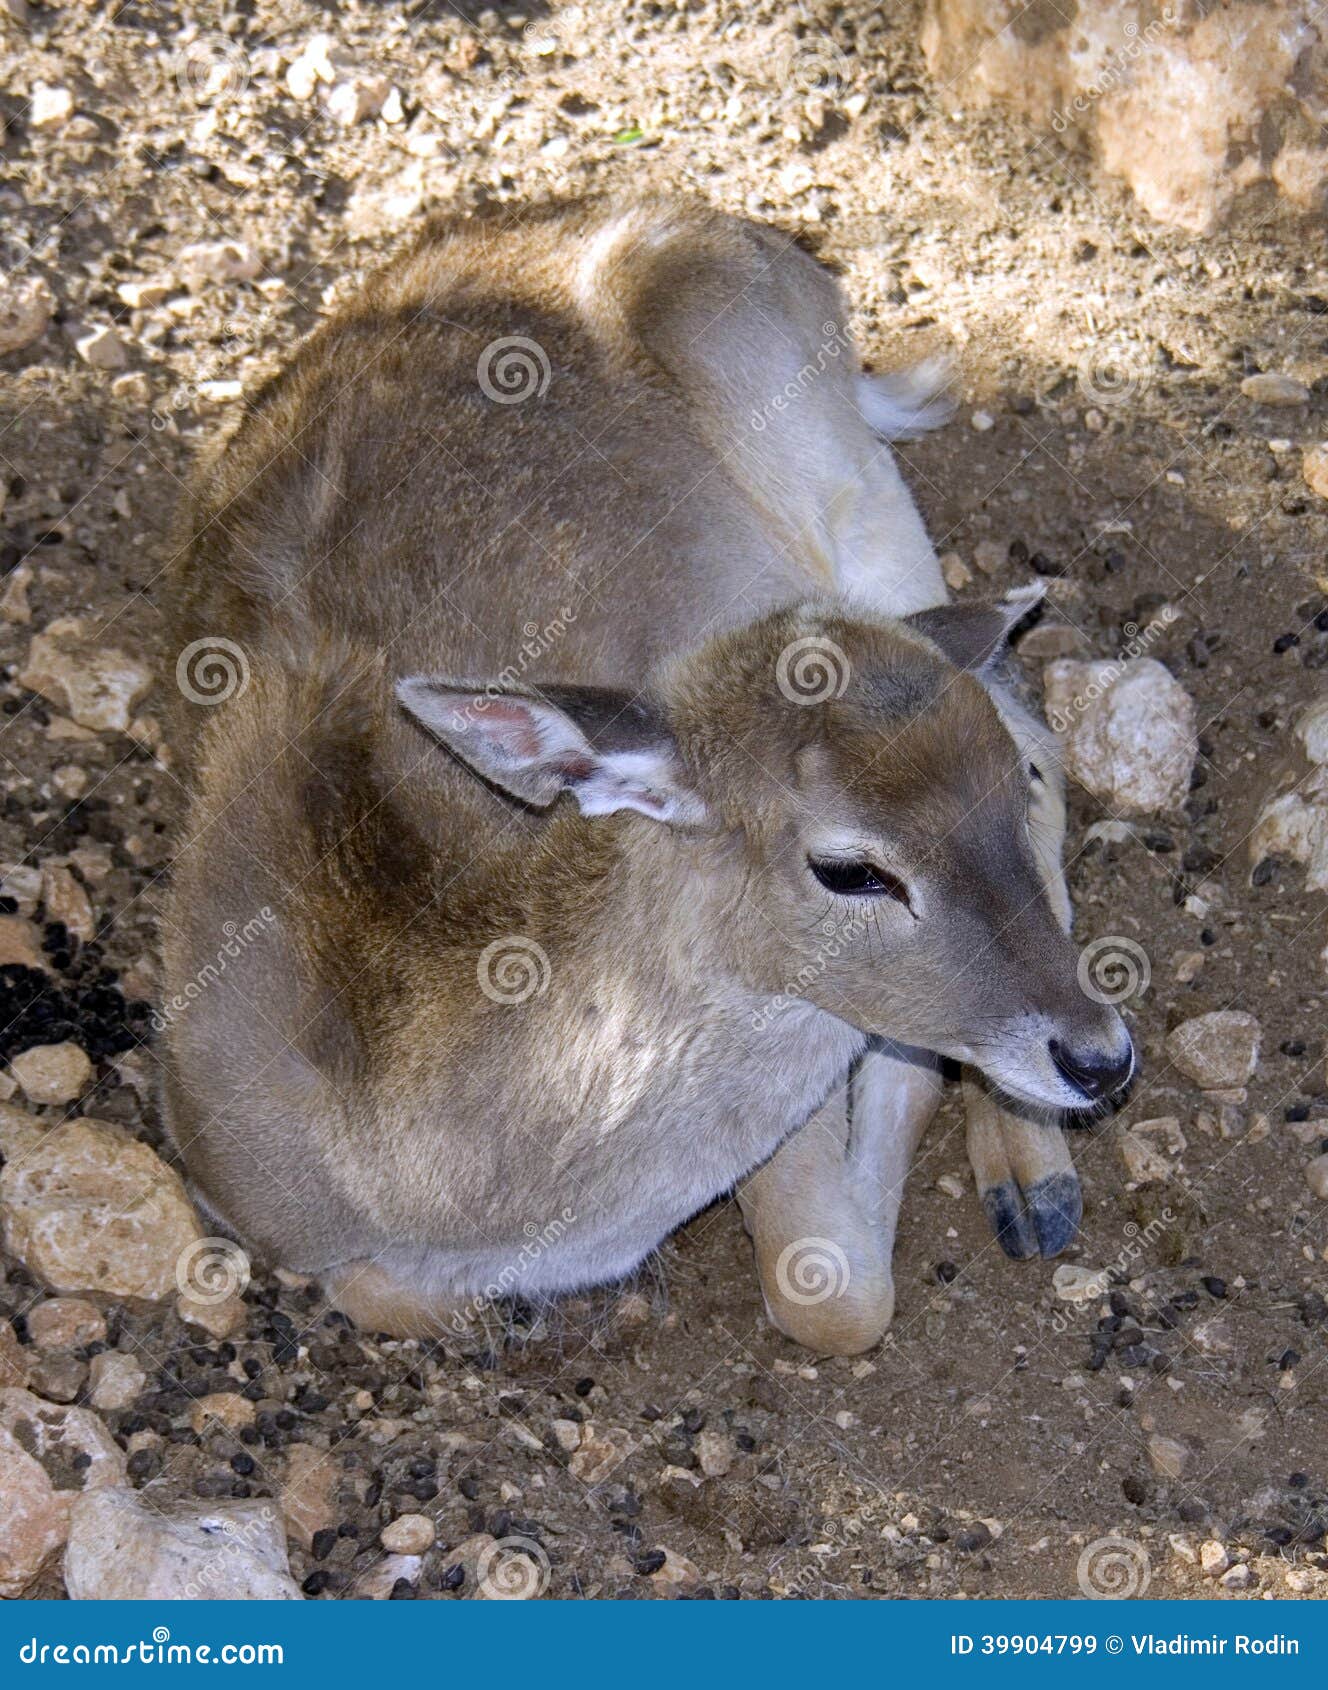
[1240,372,1310,406]
[381,1514,435,1555]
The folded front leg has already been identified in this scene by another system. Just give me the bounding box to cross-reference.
[738,1045,941,1355]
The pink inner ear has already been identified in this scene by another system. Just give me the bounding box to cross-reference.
[466,697,548,760]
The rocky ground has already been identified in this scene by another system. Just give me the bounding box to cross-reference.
[2,0,1328,1602]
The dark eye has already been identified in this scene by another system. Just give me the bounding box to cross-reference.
[1028,762,1044,782]
[809,858,912,906]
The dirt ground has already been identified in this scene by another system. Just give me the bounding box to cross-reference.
[2,0,1327,1600]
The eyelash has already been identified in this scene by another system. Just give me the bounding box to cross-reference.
[808,858,912,908]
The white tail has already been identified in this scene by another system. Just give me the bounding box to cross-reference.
[857,356,956,440]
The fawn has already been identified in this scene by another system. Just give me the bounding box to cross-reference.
[160,197,1132,1353]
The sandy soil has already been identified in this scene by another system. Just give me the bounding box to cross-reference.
[1,0,1327,1600]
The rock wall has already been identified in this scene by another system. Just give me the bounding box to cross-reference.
[921,1,1328,231]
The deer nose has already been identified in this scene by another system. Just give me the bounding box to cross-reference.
[1048,1034,1134,1101]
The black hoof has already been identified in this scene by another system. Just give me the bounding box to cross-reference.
[981,1172,1082,1259]
[1024,1170,1082,1258]
[982,1182,1041,1260]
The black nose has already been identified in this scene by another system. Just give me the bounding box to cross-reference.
[1049,1036,1134,1100]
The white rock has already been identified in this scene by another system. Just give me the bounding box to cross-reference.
[87,1352,147,1411]
[1044,657,1196,814]
[177,1290,245,1339]
[0,277,56,356]
[1221,1562,1255,1590]
[189,1393,255,1435]
[696,1429,735,1477]
[177,240,262,291]
[41,863,95,942]
[0,1390,125,1597]
[1241,372,1310,406]
[1118,1122,1175,1184]
[1306,1154,1328,1201]
[550,1418,580,1452]
[972,539,1005,575]
[0,1106,202,1299]
[344,164,428,238]
[285,35,338,100]
[116,277,173,310]
[1,865,42,917]
[1304,443,1328,501]
[1192,1316,1234,1355]
[1165,1011,1261,1089]
[29,84,73,128]
[353,1552,421,1599]
[10,1042,92,1106]
[0,916,46,971]
[28,1298,105,1350]
[326,75,390,125]
[1293,697,1328,767]
[74,326,127,371]
[18,619,153,734]
[65,1488,301,1599]
[1017,622,1085,659]
[921,1,1327,234]
[381,1513,435,1554]
[1199,1539,1230,1576]
[0,564,31,625]
[1052,1264,1106,1304]
[1250,791,1328,891]
[1147,1432,1190,1479]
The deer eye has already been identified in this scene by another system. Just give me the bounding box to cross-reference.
[809,857,912,907]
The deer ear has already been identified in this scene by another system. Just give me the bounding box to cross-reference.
[396,678,708,825]
[904,586,1044,674]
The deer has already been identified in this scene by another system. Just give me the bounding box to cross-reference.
[158,196,1134,1355]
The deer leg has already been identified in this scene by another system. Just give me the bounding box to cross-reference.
[738,1043,940,1355]
[963,691,1083,1259]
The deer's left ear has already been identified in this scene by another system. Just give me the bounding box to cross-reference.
[904,586,1044,675]
[396,677,709,825]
